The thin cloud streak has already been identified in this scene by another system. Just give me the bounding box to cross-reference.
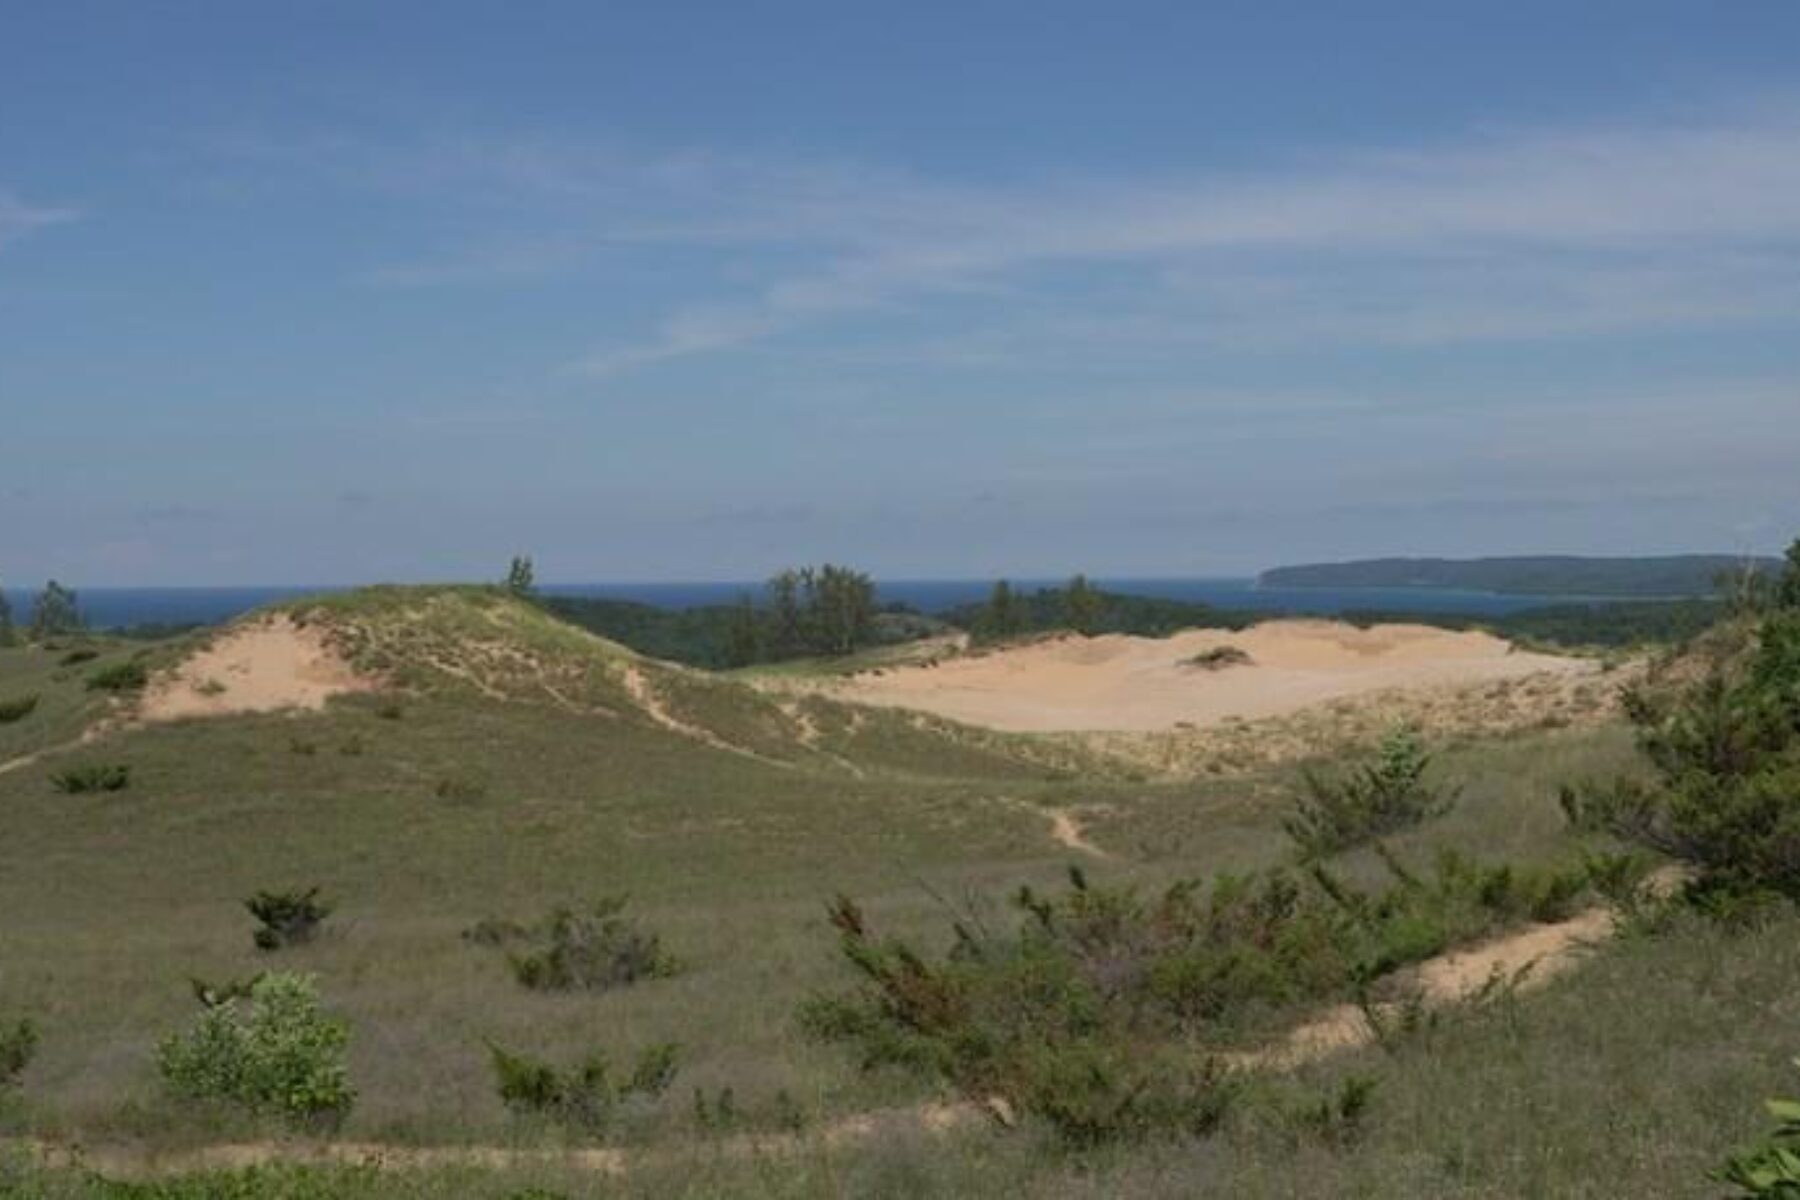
[0,187,79,252]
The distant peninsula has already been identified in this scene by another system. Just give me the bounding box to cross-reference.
[1257,554,1780,597]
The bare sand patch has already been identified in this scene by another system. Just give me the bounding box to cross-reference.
[826,620,1594,733]
[141,615,375,721]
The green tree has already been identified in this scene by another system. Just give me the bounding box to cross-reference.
[28,580,80,640]
[983,579,1020,640]
[724,592,764,668]
[505,556,536,597]
[1779,537,1800,611]
[0,578,14,647]
[767,569,806,657]
[809,564,876,656]
[1064,573,1102,636]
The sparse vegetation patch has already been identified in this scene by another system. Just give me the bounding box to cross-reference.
[1284,726,1459,859]
[488,1040,678,1132]
[0,694,39,724]
[469,897,677,991]
[50,763,131,794]
[246,887,334,951]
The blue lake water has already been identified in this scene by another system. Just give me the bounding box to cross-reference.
[1,578,1607,631]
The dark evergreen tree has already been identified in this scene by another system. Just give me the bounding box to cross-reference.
[1063,573,1102,636]
[983,579,1019,639]
[505,556,536,597]
[724,592,764,668]
[28,580,81,639]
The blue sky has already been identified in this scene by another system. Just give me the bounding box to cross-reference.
[3,1,1798,585]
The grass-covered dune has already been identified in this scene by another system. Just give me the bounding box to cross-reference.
[1,583,1797,1197]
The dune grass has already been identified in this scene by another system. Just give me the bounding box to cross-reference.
[0,590,1783,1196]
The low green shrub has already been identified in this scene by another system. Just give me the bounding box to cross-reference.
[157,972,353,1127]
[0,1018,37,1088]
[488,1040,678,1131]
[1717,1059,1800,1197]
[58,647,98,666]
[470,897,678,992]
[0,694,39,724]
[246,887,333,951]
[1284,726,1459,860]
[85,660,148,692]
[50,764,130,794]
[1562,608,1800,902]
[802,853,1599,1147]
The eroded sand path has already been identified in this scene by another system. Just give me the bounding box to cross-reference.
[826,620,1593,733]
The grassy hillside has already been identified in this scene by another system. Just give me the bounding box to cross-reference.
[1,585,1793,1197]
[1261,554,1776,597]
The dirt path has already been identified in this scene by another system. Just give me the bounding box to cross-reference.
[619,665,791,768]
[1046,809,1112,859]
[1241,905,1619,1070]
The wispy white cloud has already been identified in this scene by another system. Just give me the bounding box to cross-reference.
[558,102,1800,371]
[0,188,78,252]
[206,98,1800,373]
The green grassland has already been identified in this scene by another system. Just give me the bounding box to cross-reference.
[0,587,1792,1197]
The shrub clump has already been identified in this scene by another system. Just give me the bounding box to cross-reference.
[246,887,334,951]
[469,897,678,992]
[85,660,148,692]
[1283,726,1459,859]
[157,972,353,1127]
[1183,645,1252,671]
[1563,602,1800,904]
[0,1018,38,1089]
[801,854,1595,1147]
[1716,1058,1800,1197]
[488,1041,678,1132]
[0,694,39,724]
[50,764,131,794]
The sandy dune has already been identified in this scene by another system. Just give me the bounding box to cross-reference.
[828,620,1594,733]
[141,615,373,721]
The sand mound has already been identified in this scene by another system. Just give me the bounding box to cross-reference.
[828,619,1594,733]
[142,616,375,721]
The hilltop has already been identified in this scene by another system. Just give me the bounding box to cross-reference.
[1260,553,1777,597]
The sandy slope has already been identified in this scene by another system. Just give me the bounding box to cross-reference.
[141,615,373,721]
[827,620,1593,733]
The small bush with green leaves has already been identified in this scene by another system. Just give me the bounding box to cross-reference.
[157,972,353,1127]
[488,1040,678,1132]
[471,896,678,991]
[85,660,148,692]
[0,694,39,724]
[1284,726,1459,859]
[58,647,99,666]
[50,763,130,794]
[246,887,333,951]
[0,1018,38,1089]
[1563,605,1800,903]
[1717,1059,1800,1197]
[801,852,1592,1147]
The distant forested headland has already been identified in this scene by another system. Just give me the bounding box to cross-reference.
[1259,554,1781,597]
